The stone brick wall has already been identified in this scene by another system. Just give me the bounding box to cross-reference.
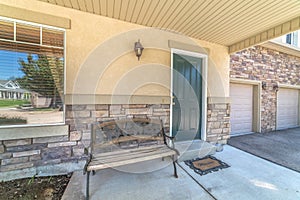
[1,102,232,180]
[206,103,230,144]
[230,45,300,132]
[0,104,170,181]
[65,104,170,148]
[0,134,86,181]
[66,103,230,145]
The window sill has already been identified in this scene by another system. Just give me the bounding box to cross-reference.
[261,41,300,58]
[0,124,69,140]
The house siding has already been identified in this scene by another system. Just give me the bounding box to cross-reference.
[0,0,230,181]
[230,45,300,132]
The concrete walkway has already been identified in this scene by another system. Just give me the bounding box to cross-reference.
[62,158,214,200]
[63,145,300,200]
[180,146,300,200]
[228,127,300,172]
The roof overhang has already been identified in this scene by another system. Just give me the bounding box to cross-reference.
[35,0,300,53]
[261,40,300,58]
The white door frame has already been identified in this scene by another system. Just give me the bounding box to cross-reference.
[170,48,208,141]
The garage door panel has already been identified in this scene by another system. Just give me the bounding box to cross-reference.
[231,113,252,119]
[277,88,299,130]
[230,83,253,135]
[231,123,252,133]
[278,118,297,126]
[278,110,297,116]
[232,123,252,131]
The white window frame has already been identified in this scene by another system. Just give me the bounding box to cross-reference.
[281,31,300,48]
[0,16,66,128]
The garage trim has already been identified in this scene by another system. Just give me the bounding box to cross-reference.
[277,84,300,129]
[230,78,261,133]
[278,84,300,90]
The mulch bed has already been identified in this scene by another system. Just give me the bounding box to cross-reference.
[0,173,71,200]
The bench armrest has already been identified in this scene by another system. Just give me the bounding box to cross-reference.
[163,133,175,140]
[163,132,177,149]
[83,148,92,174]
[163,135,180,156]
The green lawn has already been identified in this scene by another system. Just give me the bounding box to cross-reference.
[0,99,30,108]
[0,116,27,125]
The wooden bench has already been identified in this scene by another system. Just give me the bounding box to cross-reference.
[83,118,179,200]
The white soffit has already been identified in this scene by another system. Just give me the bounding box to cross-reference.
[37,0,300,53]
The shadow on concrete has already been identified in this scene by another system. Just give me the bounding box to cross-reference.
[228,127,300,172]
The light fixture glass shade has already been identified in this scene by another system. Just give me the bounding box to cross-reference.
[134,39,144,60]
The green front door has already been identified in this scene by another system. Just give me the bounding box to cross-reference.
[172,53,202,141]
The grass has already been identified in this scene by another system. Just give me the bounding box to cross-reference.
[0,116,27,125]
[31,107,58,111]
[0,99,30,108]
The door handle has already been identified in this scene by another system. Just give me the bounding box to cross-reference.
[172,102,175,105]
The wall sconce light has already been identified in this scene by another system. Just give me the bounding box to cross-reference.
[134,39,144,61]
[262,81,267,90]
[273,83,279,92]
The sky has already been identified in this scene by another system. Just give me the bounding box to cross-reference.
[0,50,36,80]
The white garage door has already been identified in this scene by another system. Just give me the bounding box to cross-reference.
[277,88,299,130]
[230,83,253,136]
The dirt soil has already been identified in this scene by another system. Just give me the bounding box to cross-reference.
[0,174,71,200]
[0,108,63,125]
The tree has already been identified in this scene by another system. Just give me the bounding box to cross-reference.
[17,54,63,108]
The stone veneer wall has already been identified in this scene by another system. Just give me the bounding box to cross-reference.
[67,103,230,145]
[0,102,231,180]
[66,104,171,146]
[230,45,300,132]
[206,103,230,144]
[0,104,170,181]
[0,133,86,181]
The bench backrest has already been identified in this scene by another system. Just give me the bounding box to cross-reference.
[91,118,166,154]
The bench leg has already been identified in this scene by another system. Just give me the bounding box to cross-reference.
[86,171,90,200]
[172,156,178,178]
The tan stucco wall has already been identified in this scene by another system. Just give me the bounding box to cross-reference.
[97,49,171,96]
[0,0,230,103]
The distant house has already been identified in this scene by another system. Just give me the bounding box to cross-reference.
[30,92,52,108]
[0,80,30,100]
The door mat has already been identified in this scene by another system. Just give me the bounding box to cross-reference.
[184,156,230,176]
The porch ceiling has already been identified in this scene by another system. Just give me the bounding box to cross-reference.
[37,0,300,53]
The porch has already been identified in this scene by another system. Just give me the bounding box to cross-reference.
[62,145,300,200]
[0,0,300,186]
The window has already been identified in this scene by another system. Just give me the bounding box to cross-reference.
[282,31,299,48]
[0,17,65,127]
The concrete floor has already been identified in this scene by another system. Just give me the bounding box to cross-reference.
[62,145,300,200]
[175,140,216,162]
[180,146,300,200]
[62,158,215,200]
[228,127,300,172]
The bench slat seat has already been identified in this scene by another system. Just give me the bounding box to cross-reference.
[91,144,166,159]
[88,145,176,171]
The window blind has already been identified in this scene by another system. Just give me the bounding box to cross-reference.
[0,17,65,126]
